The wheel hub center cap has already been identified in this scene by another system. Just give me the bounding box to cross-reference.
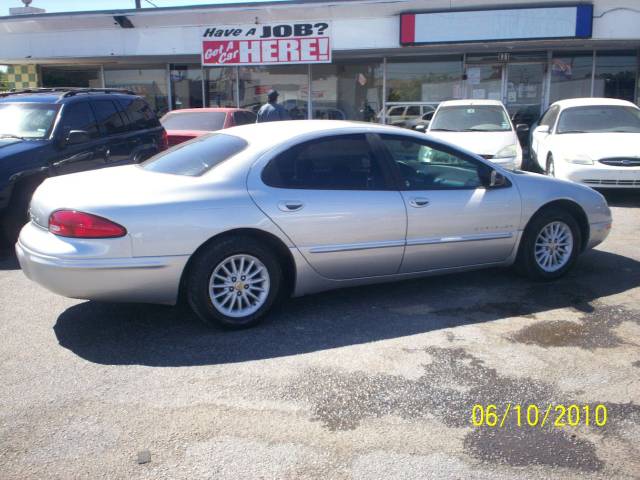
[234,281,245,291]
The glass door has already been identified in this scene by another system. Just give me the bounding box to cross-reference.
[504,63,545,128]
[464,64,504,101]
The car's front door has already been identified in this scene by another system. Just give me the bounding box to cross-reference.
[50,101,104,175]
[248,133,406,280]
[531,105,560,167]
[377,134,521,272]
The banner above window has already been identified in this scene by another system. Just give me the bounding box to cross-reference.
[202,22,331,66]
[400,5,593,46]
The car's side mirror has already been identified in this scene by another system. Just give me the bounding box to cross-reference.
[533,125,549,135]
[481,168,508,188]
[515,123,529,133]
[414,123,428,132]
[65,130,91,145]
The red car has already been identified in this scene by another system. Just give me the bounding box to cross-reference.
[160,108,257,146]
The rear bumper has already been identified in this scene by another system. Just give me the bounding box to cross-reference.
[16,223,188,305]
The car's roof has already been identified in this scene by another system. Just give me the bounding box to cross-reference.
[0,91,139,105]
[223,120,409,144]
[437,99,505,107]
[164,107,251,114]
[552,97,638,109]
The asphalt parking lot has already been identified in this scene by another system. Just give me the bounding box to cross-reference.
[1,190,639,479]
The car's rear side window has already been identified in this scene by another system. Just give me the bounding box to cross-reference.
[91,99,127,135]
[141,133,247,176]
[118,98,160,130]
[261,134,387,190]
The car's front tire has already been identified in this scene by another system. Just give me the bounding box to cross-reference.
[186,236,282,329]
[515,207,581,280]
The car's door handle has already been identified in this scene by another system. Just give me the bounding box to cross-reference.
[409,197,430,208]
[278,201,304,212]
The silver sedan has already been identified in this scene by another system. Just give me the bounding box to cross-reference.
[16,120,612,328]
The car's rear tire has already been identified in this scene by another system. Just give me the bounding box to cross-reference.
[186,236,282,329]
[515,207,581,280]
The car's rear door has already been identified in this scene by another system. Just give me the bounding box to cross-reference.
[248,132,407,280]
[90,99,132,166]
[376,133,521,272]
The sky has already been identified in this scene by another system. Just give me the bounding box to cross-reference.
[6,0,289,14]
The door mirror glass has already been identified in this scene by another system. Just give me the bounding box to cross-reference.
[66,130,91,145]
[534,125,550,134]
[515,123,529,133]
[483,169,508,188]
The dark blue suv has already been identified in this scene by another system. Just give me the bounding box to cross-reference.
[0,88,167,243]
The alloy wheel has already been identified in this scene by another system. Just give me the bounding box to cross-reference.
[209,254,270,318]
[534,221,573,272]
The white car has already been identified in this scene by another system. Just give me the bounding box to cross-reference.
[531,98,640,188]
[427,100,525,170]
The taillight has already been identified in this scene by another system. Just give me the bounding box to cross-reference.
[48,210,127,239]
[160,129,169,151]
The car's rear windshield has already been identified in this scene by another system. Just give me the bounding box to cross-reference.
[557,105,640,134]
[430,105,511,132]
[0,103,59,139]
[141,133,248,176]
[160,111,227,132]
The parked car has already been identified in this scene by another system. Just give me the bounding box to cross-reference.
[530,98,640,188]
[17,121,611,328]
[160,108,256,146]
[381,104,437,126]
[0,88,166,243]
[427,99,527,170]
[406,110,436,131]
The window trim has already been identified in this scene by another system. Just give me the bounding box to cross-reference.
[372,133,508,191]
[260,132,397,191]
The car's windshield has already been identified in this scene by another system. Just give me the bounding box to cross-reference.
[161,111,227,131]
[0,103,59,139]
[430,105,512,132]
[141,133,247,176]
[556,105,640,134]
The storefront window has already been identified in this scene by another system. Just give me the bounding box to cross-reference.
[239,65,308,119]
[41,65,101,88]
[311,61,383,122]
[170,64,203,110]
[104,65,169,115]
[593,50,638,103]
[387,56,463,103]
[549,51,593,103]
[205,67,236,107]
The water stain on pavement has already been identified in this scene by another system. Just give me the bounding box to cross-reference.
[511,303,639,349]
[286,347,605,471]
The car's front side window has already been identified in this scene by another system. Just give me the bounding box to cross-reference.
[262,134,387,190]
[59,102,99,138]
[380,135,486,190]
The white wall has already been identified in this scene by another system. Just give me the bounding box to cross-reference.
[0,0,638,62]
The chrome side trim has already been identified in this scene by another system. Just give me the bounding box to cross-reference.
[309,239,405,254]
[406,232,513,247]
[308,232,513,254]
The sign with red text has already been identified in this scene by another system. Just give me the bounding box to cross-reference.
[202,22,331,66]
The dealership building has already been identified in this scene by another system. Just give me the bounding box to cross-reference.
[1,0,639,127]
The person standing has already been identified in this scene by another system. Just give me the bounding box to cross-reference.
[256,89,290,123]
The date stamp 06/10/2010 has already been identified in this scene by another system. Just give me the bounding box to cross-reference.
[471,404,608,428]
